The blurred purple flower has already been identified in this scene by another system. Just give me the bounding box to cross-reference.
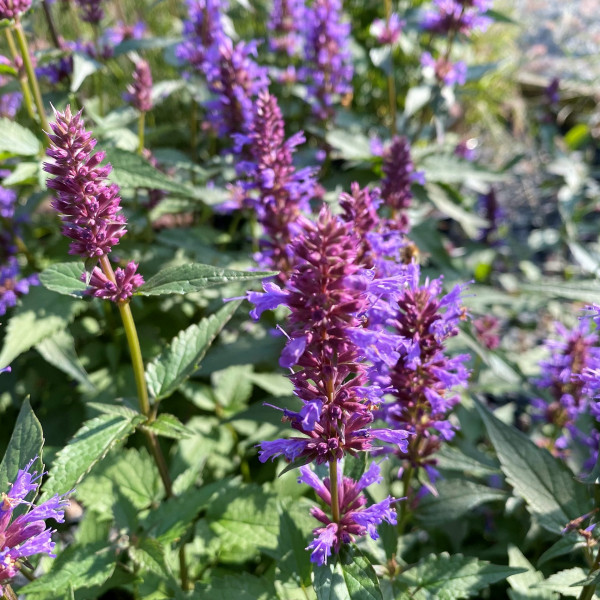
[268,0,305,55]
[125,59,153,112]
[0,258,39,316]
[421,0,491,35]
[370,13,405,45]
[0,56,22,118]
[421,51,467,85]
[76,0,103,24]
[0,0,31,19]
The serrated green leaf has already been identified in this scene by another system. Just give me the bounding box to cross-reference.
[314,546,382,600]
[146,301,240,400]
[507,545,557,600]
[39,262,88,297]
[212,364,254,413]
[475,400,591,534]
[277,510,313,587]
[0,285,85,369]
[129,538,173,579]
[0,118,41,156]
[137,263,276,296]
[416,479,507,525]
[19,543,116,595]
[536,568,589,597]
[36,329,94,391]
[421,155,507,184]
[194,573,276,600]
[0,399,44,493]
[144,413,193,439]
[42,412,145,499]
[105,147,199,197]
[395,552,526,599]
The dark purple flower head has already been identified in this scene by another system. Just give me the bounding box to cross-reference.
[455,138,478,161]
[176,0,227,70]
[83,261,144,303]
[203,38,269,138]
[0,458,71,594]
[545,77,560,105]
[473,315,501,350]
[44,106,127,258]
[0,258,39,316]
[381,137,420,233]
[421,51,467,86]
[236,90,317,278]
[76,0,103,24]
[104,20,146,46]
[0,186,17,220]
[370,13,405,45]
[421,0,491,35]
[477,187,504,244]
[0,0,30,19]
[299,461,399,564]
[302,0,353,122]
[268,0,305,55]
[251,207,409,465]
[125,59,153,113]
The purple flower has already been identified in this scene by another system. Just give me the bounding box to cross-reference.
[455,139,478,161]
[302,0,353,122]
[299,461,399,564]
[83,261,144,303]
[381,137,419,233]
[0,458,71,595]
[421,51,467,86]
[247,280,289,320]
[421,0,492,35]
[268,0,305,55]
[0,259,39,316]
[0,56,22,118]
[76,0,103,24]
[0,0,31,19]
[44,106,127,259]
[370,13,405,45]
[125,59,153,113]
[104,20,146,46]
[477,188,504,244]
[0,186,17,220]
[177,0,227,70]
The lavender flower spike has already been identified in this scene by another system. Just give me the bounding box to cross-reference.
[125,60,153,113]
[0,458,71,595]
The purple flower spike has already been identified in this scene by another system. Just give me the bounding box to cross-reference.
[83,262,144,303]
[44,106,127,259]
[370,13,405,45]
[421,0,492,35]
[125,60,153,113]
[300,462,399,564]
[268,0,305,55]
[76,0,104,24]
[0,0,31,20]
[0,57,22,119]
[0,258,39,316]
[302,0,353,122]
[0,459,71,595]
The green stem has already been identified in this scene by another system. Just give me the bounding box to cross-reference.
[4,29,35,121]
[137,111,146,155]
[329,459,340,523]
[97,256,188,589]
[384,0,397,136]
[13,20,49,133]
[579,546,600,600]
[397,464,414,536]
[41,0,61,48]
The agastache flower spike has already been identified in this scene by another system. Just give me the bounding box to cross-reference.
[268,0,305,55]
[0,458,71,595]
[43,106,144,301]
[125,59,153,113]
[0,0,31,20]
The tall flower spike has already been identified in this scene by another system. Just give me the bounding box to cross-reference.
[44,106,144,300]
[302,0,353,122]
[125,60,153,113]
[268,0,305,55]
[0,458,71,595]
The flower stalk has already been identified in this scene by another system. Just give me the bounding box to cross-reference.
[3,29,35,120]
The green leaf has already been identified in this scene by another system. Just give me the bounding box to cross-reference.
[314,546,382,600]
[0,399,44,493]
[325,129,372,160]
[404,85,432,117]
[395,553,526,599]
[249,372,294,396]
[0,118,41,156]
[537,533,586,566]
[2,161,39,185]
[421,155,506,184]
[144,413,193,439]
[137,263,276,296]
[19,543,116,595]
[520,281,600,305]
[277,511,312,587]
[71,52,102,92]
[146,301,240,400]
[194,573,276,600]
[416,479,507,525]
[475,400,591,533]
[506,545,557,600]
[42,412,145,499]
[0,285,85,369]
[536,568,588,597]
[36,329,94,391]
[105,147,199,197]
[129,538,173,579]
[39,262,88,297]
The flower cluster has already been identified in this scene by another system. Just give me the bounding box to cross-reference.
[299,462,397,564]
[421,0,492,36]
[44,106,144,301]
[125,60,153,113]
[421,51,467,86]
[533,320,600,468]
[0,259,38,316]
[76,0,103,24]
[370,13,405,46]
[0,0,31,20]
[0,458,71,595]
[234,90,318,277]
[268,0,305,56]
[302,0,353,122]
[83,262,145,303]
